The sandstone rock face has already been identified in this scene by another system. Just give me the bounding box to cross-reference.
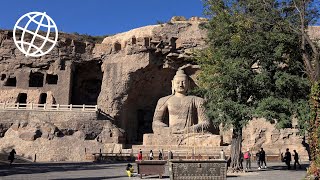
[0,18,318,161]
[219,118,309,160]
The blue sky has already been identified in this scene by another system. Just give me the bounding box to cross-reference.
[1,0,319,36]
[0,0,204,36]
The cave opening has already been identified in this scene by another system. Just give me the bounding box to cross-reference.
[4,77,16,87]
[120,66,177,143]
[29,72,44,87]
[1,74,6,81]
[71,61,103,105]
[46,74,58,84]
[39,93,47,104]
[17,93,27,104]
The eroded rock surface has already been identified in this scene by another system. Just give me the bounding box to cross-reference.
[0,17,318,161]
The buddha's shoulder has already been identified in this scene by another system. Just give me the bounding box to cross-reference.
[157,95,173,103]
[187,95,205,101]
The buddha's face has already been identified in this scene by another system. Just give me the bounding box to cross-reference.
[173,76,189,94]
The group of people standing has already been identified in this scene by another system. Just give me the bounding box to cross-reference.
[243,147,301,170]
[137,149,167,161]
[243,148,267,170]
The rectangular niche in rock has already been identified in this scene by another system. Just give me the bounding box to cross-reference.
[29,72,44,87]
[4,77,16,87]
[46,74,58,84]
[1,74,6,81]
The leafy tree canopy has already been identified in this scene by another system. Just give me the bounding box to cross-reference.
[196,0,310,131]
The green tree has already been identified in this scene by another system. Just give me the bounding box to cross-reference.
[284,0,320,173]
[197,0,310,170]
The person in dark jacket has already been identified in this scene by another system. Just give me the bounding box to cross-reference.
[8,149,16,165]
[284,148,292,170]
[158,150,163,160]
[293,150,301,169]
[260,148,267,168]
[256,150,261,170]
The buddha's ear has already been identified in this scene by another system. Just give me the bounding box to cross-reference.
[171,80,175,94]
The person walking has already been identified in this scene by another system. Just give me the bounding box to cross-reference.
[284,148,292,170]
[293,150,301,170]
[256,150,261,170]
[149,150,154,160]
[158,150,163,160]
[244,149,251,170]
[260,148,267,168]
[8,149,16,165]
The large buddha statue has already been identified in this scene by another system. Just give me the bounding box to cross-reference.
[143,68,220,147]
[152,69,212,134]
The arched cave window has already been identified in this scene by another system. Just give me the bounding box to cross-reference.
[39,93,47,104]
[1,74,6,81]
[17,93,27,104]
[114,42,121,51]
[132,36,136,45]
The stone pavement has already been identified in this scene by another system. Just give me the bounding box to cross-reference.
[0,161,308,180]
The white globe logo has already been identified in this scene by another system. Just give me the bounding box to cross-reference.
[13,12,58,57]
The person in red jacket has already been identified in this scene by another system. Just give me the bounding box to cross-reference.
[137,150,142,160]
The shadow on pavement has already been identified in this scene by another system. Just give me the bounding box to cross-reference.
[0,162,128,177]
[52,175,127,180]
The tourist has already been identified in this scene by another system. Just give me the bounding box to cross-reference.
[284,148,292,170]
[8,149,16,165]
[149,150,154,160]
[293,150,301,169]
[137,150,142,161]
[169,150,173,159]
[220,149,225,160]
[239,151,244,169]
[158,150,163,160]
[260,148,267,168]
[256,149,261,170]
[126,163,134,177]
[244,149,251,170]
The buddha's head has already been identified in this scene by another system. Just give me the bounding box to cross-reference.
[172,69,189,95]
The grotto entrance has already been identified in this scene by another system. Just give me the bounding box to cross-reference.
[71,61,103,105]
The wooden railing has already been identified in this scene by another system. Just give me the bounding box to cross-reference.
[0,103,98,112]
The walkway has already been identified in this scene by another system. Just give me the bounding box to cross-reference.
[0,161,308,180]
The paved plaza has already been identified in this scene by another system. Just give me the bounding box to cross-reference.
[0,161,309,180]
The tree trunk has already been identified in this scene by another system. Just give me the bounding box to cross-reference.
[230,127,242,171]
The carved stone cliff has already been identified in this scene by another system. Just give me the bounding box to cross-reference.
[0,16,318,161]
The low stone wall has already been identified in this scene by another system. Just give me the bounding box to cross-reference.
[0,110,97,125]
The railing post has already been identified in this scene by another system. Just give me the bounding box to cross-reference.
[57,104,60,110]
[82,104,85,111]
[44,104,46,110]
[70,104,72,111]
[17,103,19,109]
[3,102,6,109]
[95,105,98,111]
[30,103,33,110]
